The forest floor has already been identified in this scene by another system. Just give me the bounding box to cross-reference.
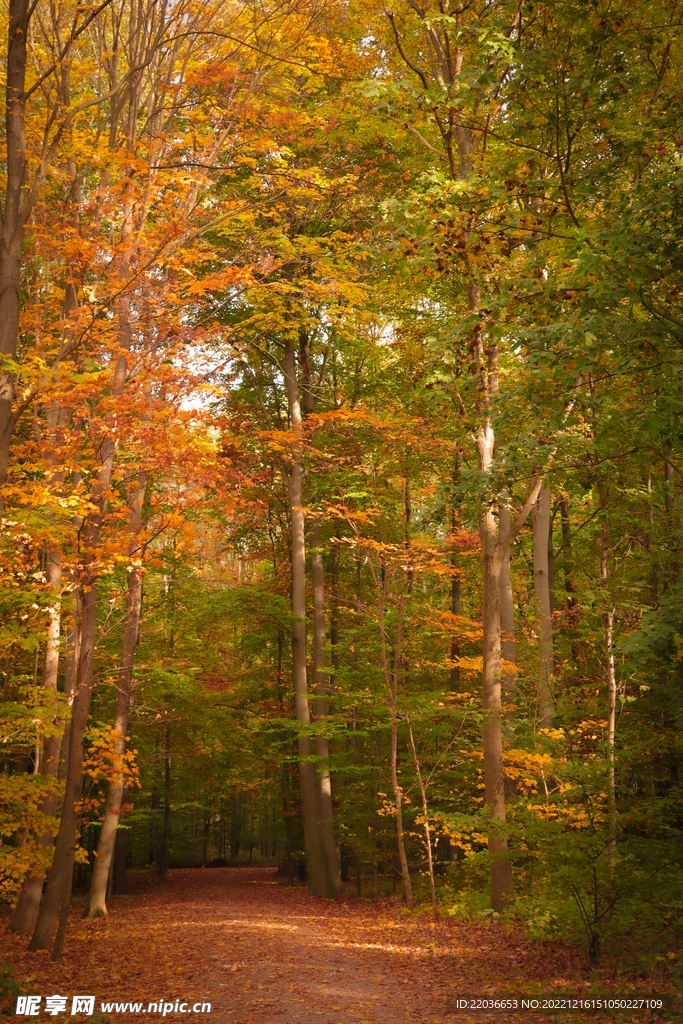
[0,867,676,1024]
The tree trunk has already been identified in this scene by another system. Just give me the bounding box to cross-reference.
[299,327,340,891]
[480,481,514,912]
[282,336,334,898]
[499,502,516,698]
[229,793,242,861]
[330,542,340,690]
[407,717,436,916]
[159,727,171,881]
[57,589,81,792]
[311,521,341,892]
[471,296,515,911]
[10,543,63,933]
[29,576,98,954]
[644,475,658,605]
[664,442,678,582]
[376,575,412,907]
[450,500,462,692]
[279,773,292,883]
[606,604,617,853]
[87,472,147,917]
[532,483,554,727]
[113,827,128,894]
[559,500,577,611]
[0,0,31,495]
[600,494,617,859]
[390,703,412,908]
[548,517,556,617]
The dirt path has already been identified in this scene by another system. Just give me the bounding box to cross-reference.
[0,867,621,1024]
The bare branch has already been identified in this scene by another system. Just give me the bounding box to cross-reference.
[385,10,429,89]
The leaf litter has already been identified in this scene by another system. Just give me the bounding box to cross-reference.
[0,868,675,1024]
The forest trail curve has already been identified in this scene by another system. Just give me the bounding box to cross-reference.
[3,867,584,1024]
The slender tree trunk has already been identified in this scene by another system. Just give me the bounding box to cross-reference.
[606,603,617,854]
[600,493,617,859]
[389,704,412,907]
[159,727,171,881]
[498,502,517,799]
[499,502,516,698]
[282,336,334,898]
[10,543,63,933]
[560,500,577,612]
[42,545,63,702]
[311,521,341,892]
[280,771,292,883]
[664,442,678,582]
[87,473,147,917]
[229,793,241,861]
[30,575,99,955]
[330,542,340,690]
[644,475,658,605]
[299,326,340,891]
[376,577,412,907]
[407,717,436,916]
[559,498,581,668]
[450,501,462,692]
[533,484,555,727]
[202,811,210,867]
[58,589,81,792]
[548,517,556,616]
[480,485,514,911]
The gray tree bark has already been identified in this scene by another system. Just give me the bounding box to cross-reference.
[499,502,516,698]
[532,484,555,727]
[87,472,147,917]
[450,498,462,692]
[476,405,543,911]
[282,337,334,898]
[298,328,341,890]
[599,488,617,857]
[311,521,342,892]
[478,424,514,911]
[376,577,412,907]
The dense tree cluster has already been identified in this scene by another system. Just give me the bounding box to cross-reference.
[1,0,682,972]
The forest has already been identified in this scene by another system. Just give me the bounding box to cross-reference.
[1,0,683,1016]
